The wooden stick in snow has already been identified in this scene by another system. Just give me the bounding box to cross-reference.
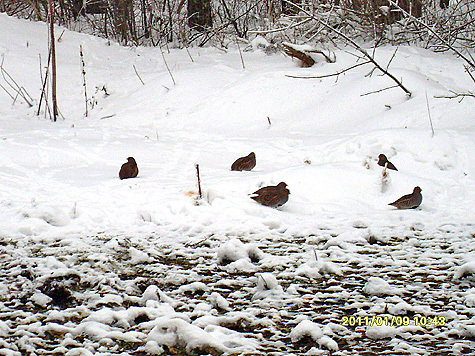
[0,59,34,107]
[37,52,50,116]
[159,45,176,86]
[133,64,145,85]
[425,91,435,138]
[48,0,58,121]
[195,164,202,199]
[236,37,245,70]
[80,45,88,117]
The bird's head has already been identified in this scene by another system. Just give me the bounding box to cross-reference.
[127,157,136,164]
[378,154,387,162]
[277,182,289,193]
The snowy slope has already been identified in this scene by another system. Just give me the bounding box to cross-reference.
[1,13,475,355]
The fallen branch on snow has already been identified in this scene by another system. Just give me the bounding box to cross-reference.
[286,60,369,79]
[283,42,336,67]
[434,91,475,101]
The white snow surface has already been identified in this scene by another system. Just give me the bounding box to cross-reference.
[1,13,475,355]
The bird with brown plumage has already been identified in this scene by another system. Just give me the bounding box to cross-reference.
[389,186,422,209]
[378,154,398,171]
[250,182,290,208]
[231,152,256,171]
[119,157,138,180]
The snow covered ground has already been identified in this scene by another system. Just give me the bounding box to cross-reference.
[1,13,475,355]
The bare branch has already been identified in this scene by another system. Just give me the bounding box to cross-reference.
[159,45,176,86]
[286,60,370,79]
[0,82,15,101]
[37,51,51,116]
[465,65,475,84]
[133,64,145,85]
[386,47,398,71]
[236,36,245,70]
[248,18,313,35]
[0,56,33,107]
[80,45,89,117]
[306,48,336,64]
[388,0,475,70]
[425,91,435,138]
[195,164,202,200]
[360,84,400,97]
[434,91,475,101]
[283,0,412,96]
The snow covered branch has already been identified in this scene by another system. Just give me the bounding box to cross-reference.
[283,0,412,97]
[388,0,475,70]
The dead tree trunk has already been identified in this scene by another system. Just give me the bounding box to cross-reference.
[187,0,212,32]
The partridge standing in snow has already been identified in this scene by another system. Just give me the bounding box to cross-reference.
[119,157,139,179]
[231,152,256,171]
[389,186,422,209]
[378,154,398,171]
[250,182,290,208]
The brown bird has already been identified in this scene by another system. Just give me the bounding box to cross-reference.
[250,182,290,208]
[378,154,398,171]
[119,157,139,180]
[389,186,422,209]
[231,152,256,171]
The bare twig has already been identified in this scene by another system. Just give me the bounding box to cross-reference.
[307,48,336,64]
[386,47,398,71]
[388,0,475,70]
[365,66,377,78]
[258,274,270,290]
[57,29,65,42]
[0,56,34,107]
[248,18,313,35]
[286,60,370,79]
[283,0,412,96]
[133,64,145,85]
[37,51,51,116]
[185,46,194,63]
[195,164,202,199]
[99,114,116,120]
[360,84,399,96]
[236,37,245,70]
[425,91,435,137]
[80,45,88,117]
[189,2,259,46]
[159,45,176,86]
[220,0,243,38]
[0,83,15,101]
[465,65,475,84]
[434,90,475,101]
